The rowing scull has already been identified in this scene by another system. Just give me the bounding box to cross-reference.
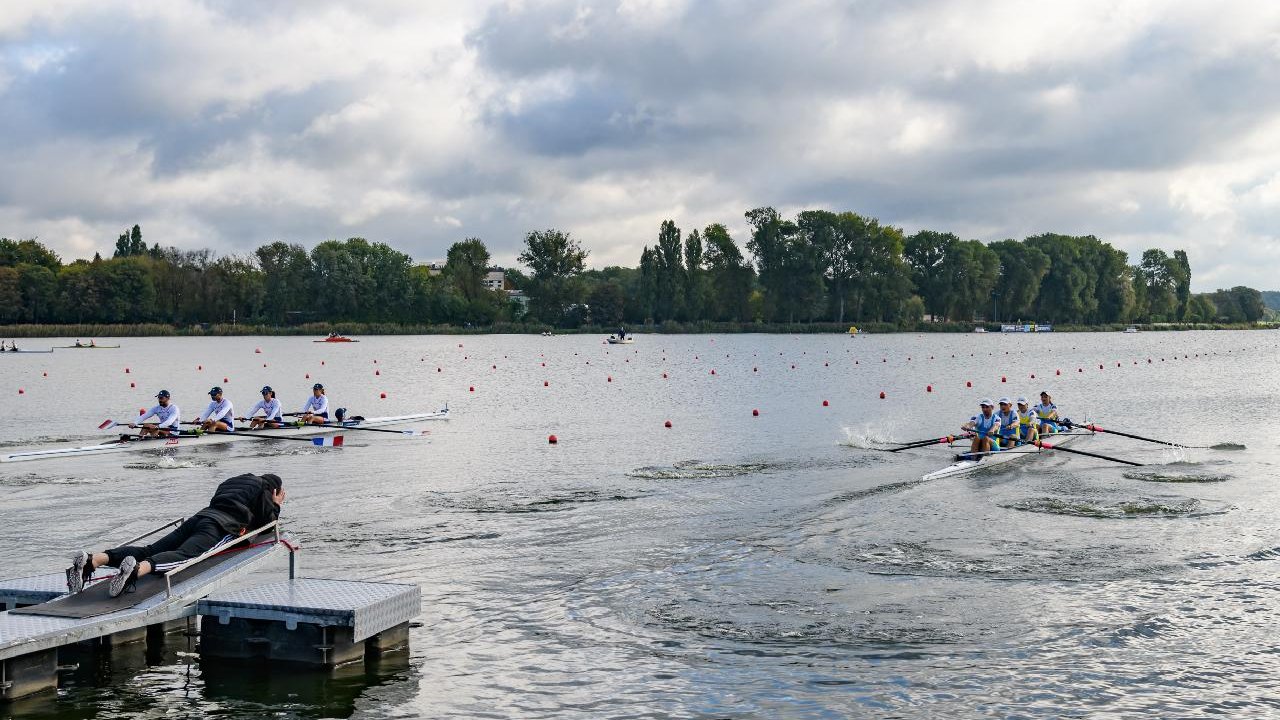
[921,428,1092,481]
[1,409,448,463]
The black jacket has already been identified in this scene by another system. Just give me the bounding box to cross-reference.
[195,473,281,535]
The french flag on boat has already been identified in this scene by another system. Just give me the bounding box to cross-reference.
[312,435,344,447]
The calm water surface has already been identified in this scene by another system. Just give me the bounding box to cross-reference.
[0,331,1277,718]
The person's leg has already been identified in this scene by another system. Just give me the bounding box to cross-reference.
[144,516,231,574]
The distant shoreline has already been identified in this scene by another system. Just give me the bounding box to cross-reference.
[0,321,1272,338]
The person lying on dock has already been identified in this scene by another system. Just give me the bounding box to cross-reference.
[65,473,286,598]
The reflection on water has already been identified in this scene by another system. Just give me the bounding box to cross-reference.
[2,332,1279,717]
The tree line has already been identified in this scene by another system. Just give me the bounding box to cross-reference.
[0,210,1267,329]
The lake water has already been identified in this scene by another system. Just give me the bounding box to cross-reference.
[1,331,1277,718]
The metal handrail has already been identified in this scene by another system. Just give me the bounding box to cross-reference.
[162,519,279,598]
[120,518,184,546]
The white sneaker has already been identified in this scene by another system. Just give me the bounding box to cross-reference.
[109,556,139,598]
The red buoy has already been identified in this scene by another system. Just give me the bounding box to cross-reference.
[198,365,202,370]
[822,400,829,407]
[1056,369,1061,376]
[223,377,229,383]
[607,376,613,382]
[129,382,135,388]
[42,372,47,377]
[710,369,716,375]
[543,381,549,387]
[662,373,668,379]
[469,386,475,392]
[125,367,130,374]
[1030,373,1036,379]
[966,381,972,387]
[380,392,387,399]
[926,385,932,393]
[548,434,558,444]
[879,391,886,399]
[437,368,442,372]
[255,348,261,353]
[664,420,672,428]
[306,373,310,379]
[752,409,759,416]
[17,389,23,395]
[1001,376,1007,383]
[375,369,380,376]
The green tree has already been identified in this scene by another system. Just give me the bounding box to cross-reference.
[989,239,1049,321]
[588,282,625,325]
[0,238,61,270]
[903,230,957,319]
[16,264,57,322]
[255,242,313,324]
[445,238,491,303]
[702,223,753,322]
[0,267,21,322]
[683,229,705,322]
[518,229,588,325]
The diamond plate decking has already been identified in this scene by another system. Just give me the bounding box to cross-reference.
[197,579,420,643]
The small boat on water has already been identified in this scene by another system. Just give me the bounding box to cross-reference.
[0,343,53,353]
[973,327,988,333]
[606,335,634,344]
[56,342,119,349]
[1123,326,1139,334]
[315,333,358,343]
[1,409,449,463]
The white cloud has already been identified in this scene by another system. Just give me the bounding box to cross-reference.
[1,0,1280,291]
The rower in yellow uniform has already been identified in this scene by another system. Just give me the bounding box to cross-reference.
[961,399,1001,455]
[1015,397,1039,446]
[1033,391,1060,435]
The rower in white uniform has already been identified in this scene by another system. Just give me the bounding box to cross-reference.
[135,390,182,438]
[961,399,1001,455]
[245,385,284,430]
[299,383,329,426]
[196,386,235,432]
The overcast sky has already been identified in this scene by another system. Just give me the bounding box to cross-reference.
[2,0,1278,290]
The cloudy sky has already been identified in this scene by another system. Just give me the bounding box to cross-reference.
[2,0,1279,290]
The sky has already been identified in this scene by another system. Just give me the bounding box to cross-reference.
[2,0,1279,291]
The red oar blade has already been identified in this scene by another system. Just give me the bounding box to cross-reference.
[98,420,116,430]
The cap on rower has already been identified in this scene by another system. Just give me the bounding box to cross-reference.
[261,385,273,395]
[312,383,324,390]
[1016,396,1029,404]
[998,397,1012,405]
[208,386,223,396]
[979,398,994,407]
[156,389,170,398]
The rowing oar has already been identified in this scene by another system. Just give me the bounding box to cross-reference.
[1056,419,1197,448]
[174,422,344,445]
[1035,440,1143,466]
[234,417,422,436]
[888,434,973,452]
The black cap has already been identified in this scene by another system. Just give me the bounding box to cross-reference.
[209,386,223,396]
[261,385,273,395]
[156,390,170,398]
[260,473,282,490]
[312,383,324,390]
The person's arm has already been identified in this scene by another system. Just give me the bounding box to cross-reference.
[315,396,329,415]
[196,402,211,423]
[136,405,158,425]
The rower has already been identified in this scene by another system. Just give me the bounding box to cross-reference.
[996,397,1019,447]
[136,390,182,438]
[299,383,329,425]
[196,386,235,433]
[74,339,83,348]
[1033,391,1060,434]
[246,386,284,430]
[961,399,1001,456]
[1015,396,1039,445]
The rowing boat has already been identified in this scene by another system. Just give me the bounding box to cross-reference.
[921,427,1092,481]
[1,409,449,463]
[56,345,120,349]
[0,349,53,354]
[314,336,358,343]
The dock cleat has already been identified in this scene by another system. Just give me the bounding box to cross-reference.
[108,556,139,598]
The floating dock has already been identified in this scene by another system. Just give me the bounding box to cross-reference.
[0,522,420,701]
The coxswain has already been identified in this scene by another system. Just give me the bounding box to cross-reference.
[1033,391,1060,434]
[996,397,1019,447]
[196,386,235,432]
[299,383,329,425]
[1015,397,1039,445]
[961,399,1001,456]
[135,390,182,438]
[246,386,284,429]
